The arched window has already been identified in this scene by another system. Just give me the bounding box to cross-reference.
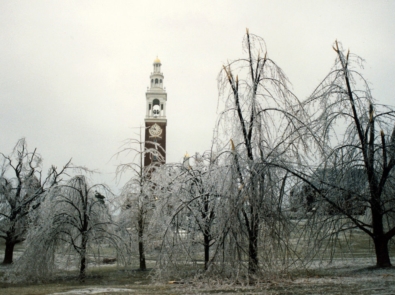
[160,79,162,83]
[155,78,158,84]
[152,99,160,116]
[151,79,153,83]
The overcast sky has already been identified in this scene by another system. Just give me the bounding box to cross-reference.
[1,0,394,191]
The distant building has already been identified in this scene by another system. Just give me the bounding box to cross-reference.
[290,168,367,215]
[144,57,167,167]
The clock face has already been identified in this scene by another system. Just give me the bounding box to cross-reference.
[149,123,162,137]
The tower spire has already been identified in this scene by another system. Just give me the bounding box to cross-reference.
[144,58,167,166]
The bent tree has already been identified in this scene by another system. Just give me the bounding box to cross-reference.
[162,153,221,271]
[116,135,165,271]
[0,138,71,264]
[179,154,220,271]
[217,29,302,275]
[16,175,124,282]
[147,153,225,278]
[302,41,395,267]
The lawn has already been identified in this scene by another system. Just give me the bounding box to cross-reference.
[0,231,394,294]
[0,261,395,294]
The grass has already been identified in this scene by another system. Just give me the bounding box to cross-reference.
[0,265,174,295]
[1,231,395,294]
[0,259,395,294]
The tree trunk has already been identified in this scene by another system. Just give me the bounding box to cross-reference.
[373,236,392,268]
[370,193,392,267]
[204,232,210,271]
[203,193,211,271]
[138,216,146,271]
[2,239,16,264]
[138,239,146,270]
[79,254,86,282]
[79,233,88,282]
[248,222,259,274]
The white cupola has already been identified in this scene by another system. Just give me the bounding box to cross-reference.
[146,57,167,120]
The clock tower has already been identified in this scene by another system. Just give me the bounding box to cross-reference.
[144,57,167,167]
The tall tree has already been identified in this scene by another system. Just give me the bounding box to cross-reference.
[299,41,395,267]
[0,138,71,264]
[217,29,302,275]
[116,136,164,271]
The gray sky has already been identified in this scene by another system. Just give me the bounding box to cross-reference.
[1,0,394,190]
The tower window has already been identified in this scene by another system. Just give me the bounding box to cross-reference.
[152,99,160,116]
[161,104,163,110]
[155,78,158,84]
[160,79,162,83]
[149,104,151,110]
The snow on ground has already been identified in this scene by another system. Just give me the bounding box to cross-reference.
[50,288,135,294]
[48,263,395,295]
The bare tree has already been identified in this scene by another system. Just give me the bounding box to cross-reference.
[153,152,222,272]
[298,41,395,267]
[144,157,218,280]
[216,29,302,276]
[180,153,220,271]
[13,175,125,282]
[0,138,71,264]
[116,136,165,271]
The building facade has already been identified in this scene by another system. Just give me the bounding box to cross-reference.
[144,57,167,167]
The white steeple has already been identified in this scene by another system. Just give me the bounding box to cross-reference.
[146,57,167,120]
